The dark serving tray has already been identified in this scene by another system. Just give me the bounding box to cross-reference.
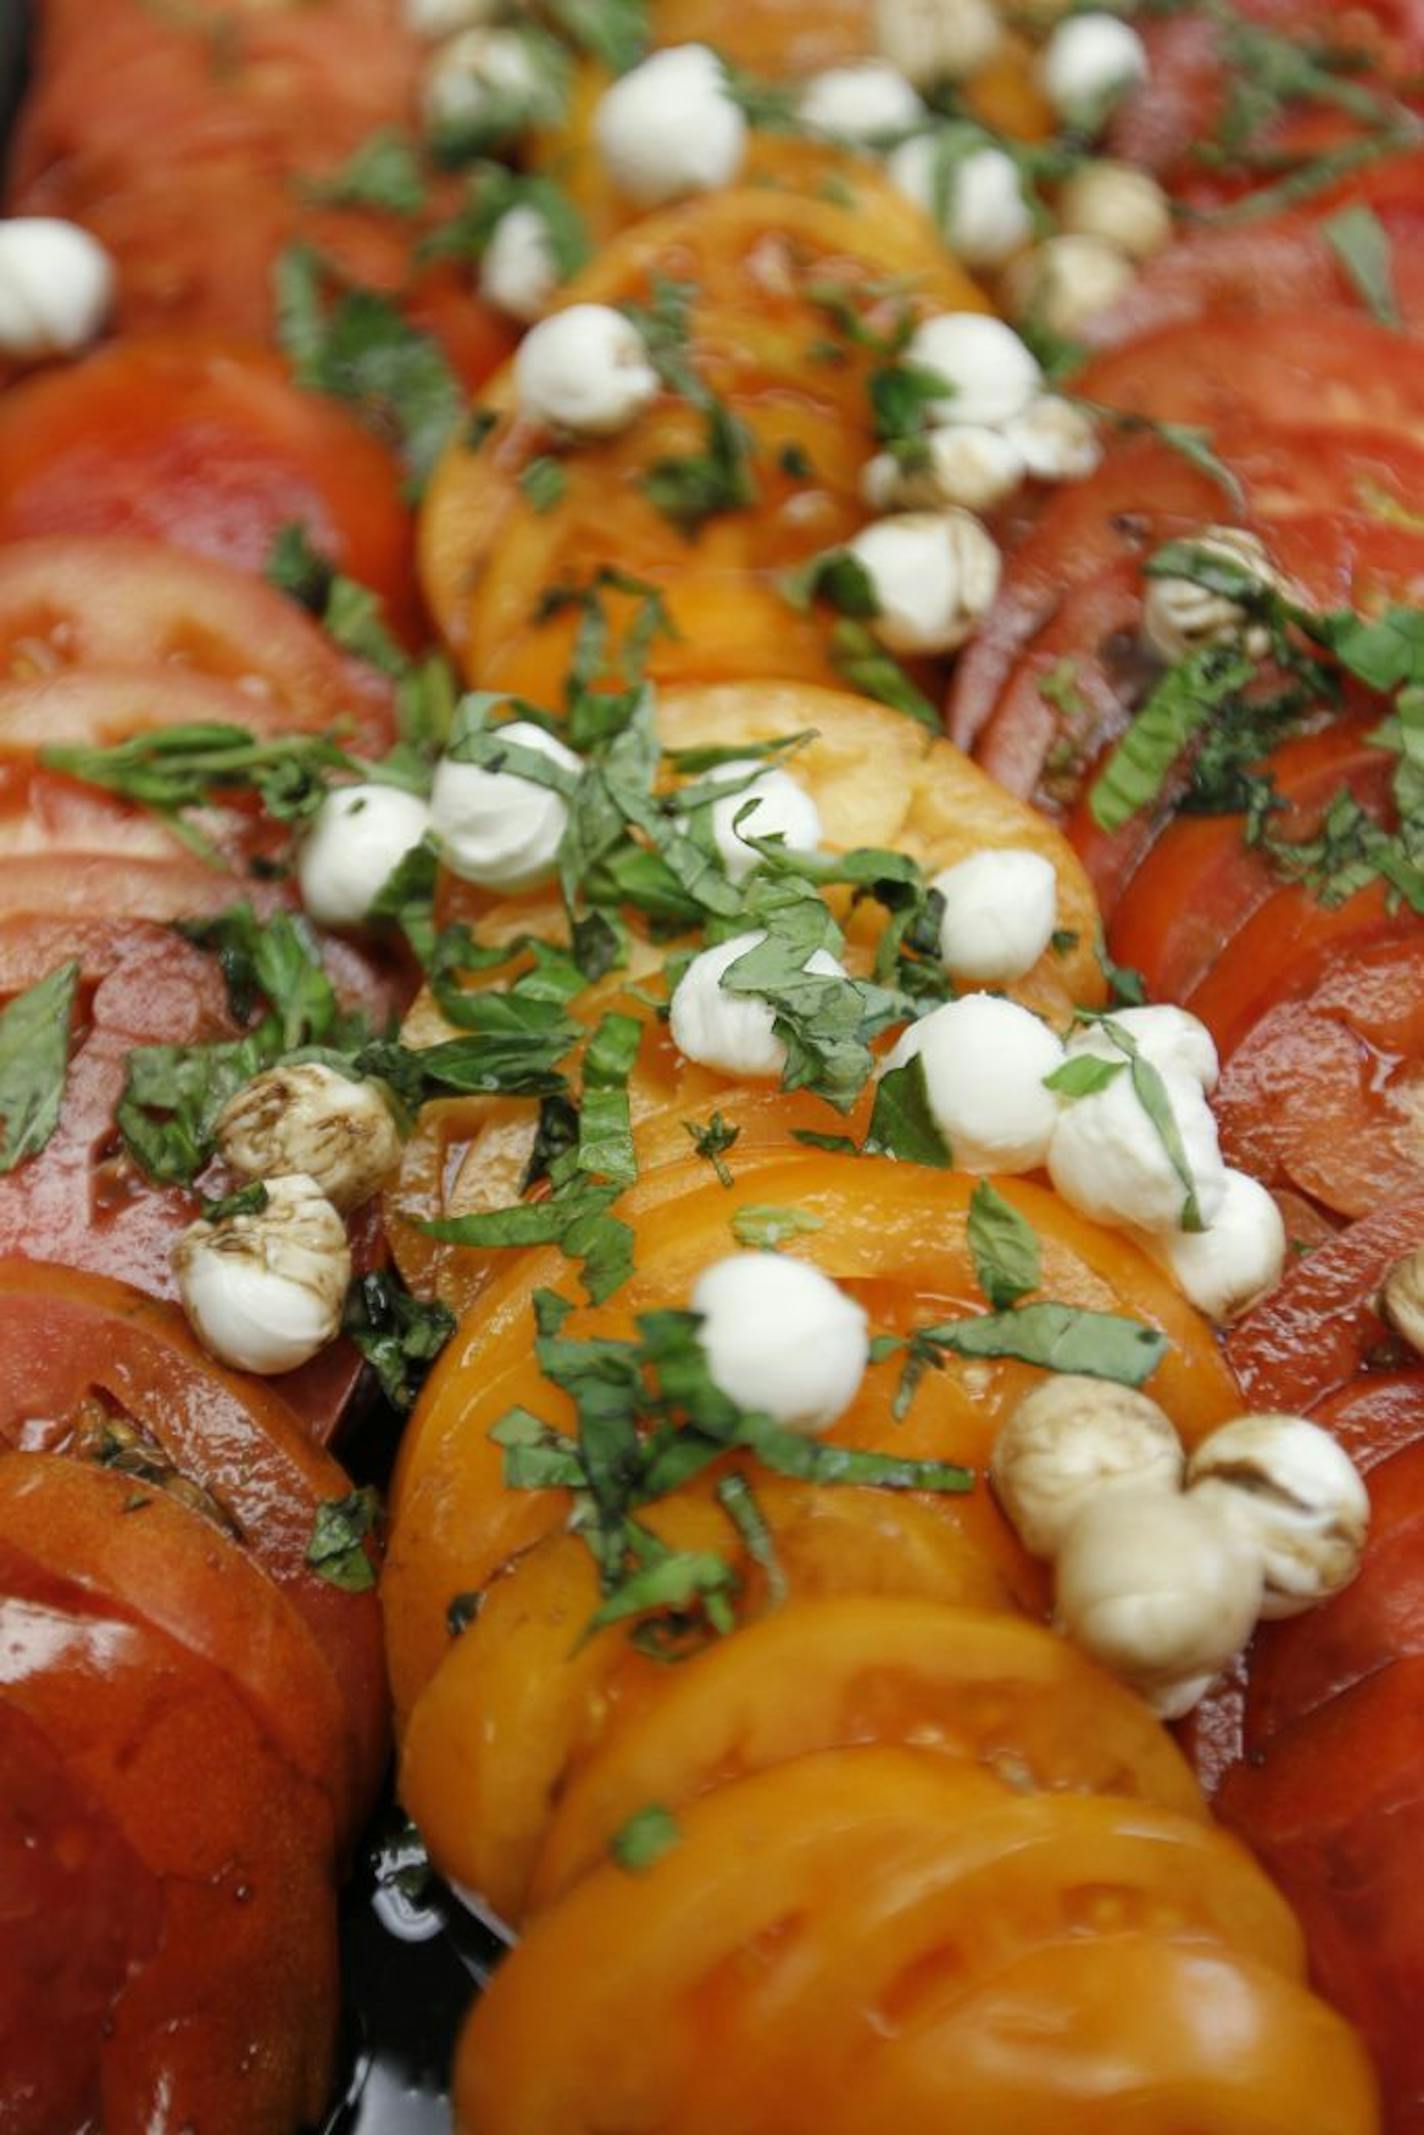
[0,12,480,2125]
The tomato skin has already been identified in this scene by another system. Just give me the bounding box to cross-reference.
[0,1261,389,1820]
[1315,1369,1424,1475]
[0,339,420,637]
[1226,1194,1424,1414]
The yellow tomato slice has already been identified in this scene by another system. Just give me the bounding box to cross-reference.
[399,1481,1019,1923]
[382,1155,1241,1720]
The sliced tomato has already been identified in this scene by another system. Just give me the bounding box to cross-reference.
[0,1698,161,2135]
[1214,931,1424,1219]
[1219,1656,1424,2127]
[0,339,419,637]
[1315,1367,1424,1472]
[1245,1433,1424,1754]
[1226,1192,1424,1412]
[0,1544,339,2135]
[0,536,394,752]
[0,1260,388,1814]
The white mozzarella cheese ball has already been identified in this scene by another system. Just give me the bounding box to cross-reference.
[992,1376,1183,1560]
[882,993,1065,1172]
[1066,1006,1219,1094]
[593,46,746,208]
[798,61,925,142]
[1055,1487,1263,1706]
[480,204,558,324]
[705,760,823,884]
[1139,1168,1285,1324]
[297,783,433,929]
[1002,395,1103,483]
[514,304,659,437]
[904,311,1042,428]
[1040,13,1149,130]
[861,424,1027,515]
[1057,159,1173,262]
[1141,525,1284,666]
[424,27,550,135]
[0,219,115,362]
[670,931,846,1079]
[1004,232,1137,339]
[216,1063,403,1213]
[174,1174,351,1376]
[846,509,1001,656]
[1187,1414,1370,1620]
[887,136,1034,270]
[692,1251,870,1434]
[430,720,580,890]
[930,847,1057,982]
[874,0,1002,87]
[405,0,501,35]
[1047,1061,1227,1233]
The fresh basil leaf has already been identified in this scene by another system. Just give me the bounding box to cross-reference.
[790,1128,861,1154]
[865,1053,951,1167]
[729,1204,824,1251]
[685,1110,740,1186]
[584,1548,738,1636]
[301,129,427,215]
[0,962,79,1174]
[305,1488,381,1592]
[342,1270,455,1410]
[545,0,648,73]
[197,1180,270,1224]
[920,1303,1168,1386]
[609,1803,680,1874]
[1088,645,1257,832]
[577,1013,642,1187]
[1043,1054,1126,1097]
[828,621,940,730]
[736,1415,974,1494]
[966,1181,1040,1311]
[714,1472,786,1604]
[1323,203,1400,328]
[520,455,568,513]
[781,548,878,619]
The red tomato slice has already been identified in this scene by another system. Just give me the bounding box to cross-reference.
[0,663,345,752]
[0,1543,339,2135]
[1226,1192,1424,1412]
[0,536,394,752]
[0,1260,388,1816]
[0,339,419,637]
[1245,1431,1424,1753]
[1315,1367,1424,1473]
[0,1698,161,2135]
[1218,1656,1424,2126]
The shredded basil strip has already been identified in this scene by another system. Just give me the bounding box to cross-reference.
[1088,645,1256,832]
[966,1182,1040,1311]
[609,1804,681,1873]
[865,1053,951,1167]
[0,961,80,1175]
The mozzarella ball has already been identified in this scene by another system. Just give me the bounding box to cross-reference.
[1040,13,1149,130]
[430,719,580,890]
[1055,1487,1263,1701]
[887,136,1034,270]
[480,204,558,324]
[594,45,746,209]
[846,509,1001,656]
[1141,525,1284,666]
[862,424,1027,515]
[874,0,1002,87]
[1187,1415,1370,1621]
[670,931,846,1080]
[692,1251,869,1434]
[405,0,501,34]
[798,60,925,142]
[1139,1168,1285,1324]
[1381,1247,1424,1354]
[297,783,433,929]
[705,761,823,884]
[992,1376,1183,1560]
[904,311,1042,428]
[1003,232,1137,339]
[174,1173,351,1377]
[1047,1063,1227,1233]
[514,304,659,438]
[215,1063,402,1214]
[424,27,550,136]
[1066,1006,1219,1095]
[883,994,1064,1172]
[1002,394,1103,484]
[1058,159,1173,262]
[930,847,1057,982]
[0,219,115,362]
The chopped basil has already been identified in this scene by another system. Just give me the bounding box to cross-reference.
[915,1302,1167,1385]
[306,1488,381,1593]
[827,623,940,731]
[715,1472,786,1605]
[685,1110,740,1186]
[1096,939,1147,1008]
[520,455,569,513]
[0,962,79,1174]
[196,1180,269,1224]
[780,548,878,620]
[620,279,758,535]
[342,1270,456,1411]
[609,1804,681,1873]
[1075,402,1246,513]
[966,1182,1040,1311]
[734,1416,973,1494]
[865,1054,951,1167]
[1043,1053,1125,1098]
[544,0,648,73]
[42,721,357,833]
[778,441,813,480]
[729,1204,824,1250]
[790,1128,860,1155]
[1323,203,1400,329]
[421,163,590,282]
[424,27,571,164]
[1087,1018,1206,1232]
[1087,645,1256,832]
[301,129,428,215]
